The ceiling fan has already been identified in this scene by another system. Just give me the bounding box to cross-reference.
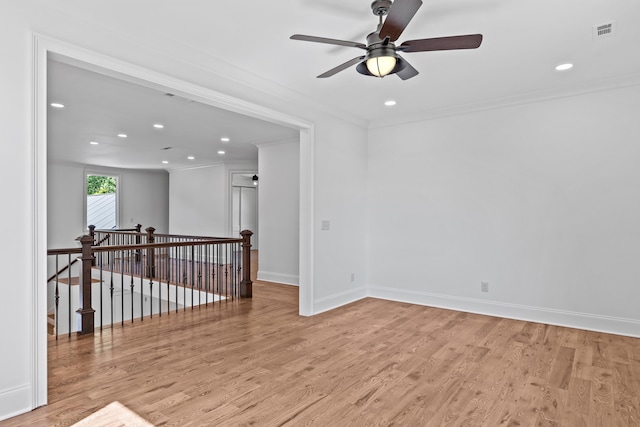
[291,0,483,80]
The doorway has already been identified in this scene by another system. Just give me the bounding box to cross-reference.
[231,173,258,249]
[34,36,315,409]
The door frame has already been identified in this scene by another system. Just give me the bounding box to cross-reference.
[32,33,316,408]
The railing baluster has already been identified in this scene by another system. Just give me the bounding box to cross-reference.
[67,253,72,337]
[99,251,103,331]
[148,254,153,319]
[182,245,187,311]
[167,247,171,315]
[225,245,229,300]
[54,256,59,340]
[175,245,179,311]
[121,250,125,327]
[130,249,135,323]
[236,242,241,299]
[158,247,163,317]
[140,253,144,321]
[110,251,114,329]
[197,245,202,308]
[216,244,221,299]
[204,245,209,306]
[214,244,219,299]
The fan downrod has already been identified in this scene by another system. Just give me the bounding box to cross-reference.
[371,0,392,16]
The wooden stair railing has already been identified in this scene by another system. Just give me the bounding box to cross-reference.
[89,224,142,265]
[89,224,142,245]
[47,229,253,336]
[47,257,79,283]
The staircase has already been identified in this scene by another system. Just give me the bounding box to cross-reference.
[47,310,55,335]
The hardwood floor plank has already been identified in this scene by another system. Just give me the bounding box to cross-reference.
[613,362,640,425]
[549,346,576,390]
[567,376,591,416]
[5,282,640,426]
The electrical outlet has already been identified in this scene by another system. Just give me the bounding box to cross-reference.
[350,273,355,283]
[481,282,489,292]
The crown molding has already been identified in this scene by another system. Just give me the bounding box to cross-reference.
[255,137,300,149]
[369,71,640,129]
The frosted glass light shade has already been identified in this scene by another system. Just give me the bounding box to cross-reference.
[366,56,397,77]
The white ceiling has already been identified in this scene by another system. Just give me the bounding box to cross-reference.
[47,60,299,170]
[46,0,640,170]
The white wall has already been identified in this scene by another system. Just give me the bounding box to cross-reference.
[312,119,369,312]
[2,1,367,420]
[48,161,169,248]
[169,162,260,238]
[0,3,33,420]
[118,167,170,234]
[367,85,640,337]
[257,140,300,285]
[47,161,85,248]
[169,165,227,237]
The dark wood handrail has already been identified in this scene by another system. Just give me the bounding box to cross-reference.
[89,224,143,247]
[47,237,243,256]
[89,224,142,234]
[94,234,110,246]
[91,228,141,232]
[151,233,230,240]
[47,257,79,282]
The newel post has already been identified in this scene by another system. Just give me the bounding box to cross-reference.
[76,235,95,335]
[240,230,253,298]
[146,226,156,278]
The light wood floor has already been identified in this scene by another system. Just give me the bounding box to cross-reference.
[5,282,640,426]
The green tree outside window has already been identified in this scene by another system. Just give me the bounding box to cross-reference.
[87,175,116,195]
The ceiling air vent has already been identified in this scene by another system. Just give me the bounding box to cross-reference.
[593,21,616,39]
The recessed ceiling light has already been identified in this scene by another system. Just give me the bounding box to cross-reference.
[162,160,169,164]
[220,137,230,142]
[555,63,573,71]
[187,156,195,160]
[218,150,226,155]
[153,124,164,129]
[118,133,128,138]
[384,100,397,106]
[50,102,64,108]
[89,141,99,145]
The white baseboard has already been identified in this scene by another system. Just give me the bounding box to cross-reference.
[257,270,299,286]
[0,384,33,422]
[368,285,640,338]
[313,286,368,315]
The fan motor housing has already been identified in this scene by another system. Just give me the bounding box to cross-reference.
[371,0,392,16]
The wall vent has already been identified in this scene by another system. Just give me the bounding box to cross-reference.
[593,21,616,39]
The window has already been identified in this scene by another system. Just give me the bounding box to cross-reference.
[86,174,118,229]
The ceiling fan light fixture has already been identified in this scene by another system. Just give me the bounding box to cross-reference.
[366,55,397,77]
[291,0,483,80]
